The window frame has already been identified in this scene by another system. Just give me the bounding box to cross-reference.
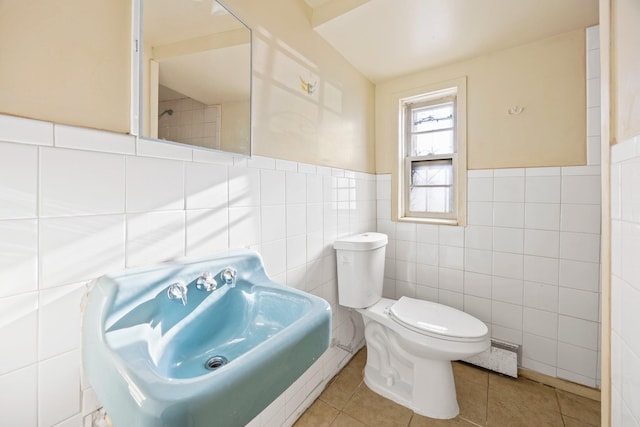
[397,78,467,226]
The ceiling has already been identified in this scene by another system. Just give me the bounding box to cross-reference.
[305,0,599,83]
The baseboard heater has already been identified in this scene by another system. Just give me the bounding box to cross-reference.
[463,339,520,378]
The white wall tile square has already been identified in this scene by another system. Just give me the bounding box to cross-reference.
[467,178,493,202]
[185,162,228,210]
[557,315,598,350]
[523,255,559,285]
[286,172,306,204]
[437,290,462,310]
[561,175,601,205]
[467,201,493,226]
[525,176,561,203]
[286,235,307,270]
[439,267,463,293]
[523,307,558,339]
[523,281,559,312]
[492,300,523,330]
[396,222,417,242]
[464,248,492,275]
[286,204,307,237]
[185,209,229,257]
[491,324,523,345]
[465,225,492,250]
[126,211,185,267]
[464,271,492,298]
[226,166,261,207]
[416,264,438,287]
[0,115,53,146]
[493,202,524,228]
[560,203,601,234]
[439,245,463,270]
[493,227,523,254]
[558,287,599,321]
[439,226,464,247]
[494,176,525,202]
[261,239,287,277]
[126,156,184,212]
[396,260,417,284]
[54,125,135,154]
[228,207,260,248]
[38,283,85,360]
[0,293,38,375]
[523,333,557,366]
[40,215,125,288]
[524,229,559,257]
[41,148,125,217]
[621,282,640,357]
[38,350,80,427]
[463,295,491,323]
[396,240,417,263]
[0,219,38,298]
[261,205,286,243]
[524,203,561,231]
[559,259,600,292]
[557,342,597,379]
[492,252,523,279]
[492,276,523,305]
[0,142,38,219]
[559,232,601,263]
[416,224,438,243]
[0,365,37,427]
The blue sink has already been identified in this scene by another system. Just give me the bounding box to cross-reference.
[82,250,331,427]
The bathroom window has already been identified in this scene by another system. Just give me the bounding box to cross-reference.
[399,79,467,225]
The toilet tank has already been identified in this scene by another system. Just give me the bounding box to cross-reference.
[333,232,388,308]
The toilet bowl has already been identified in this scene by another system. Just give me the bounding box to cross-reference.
[334,232,490,419]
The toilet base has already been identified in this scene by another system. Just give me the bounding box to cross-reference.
[363,355,459,419]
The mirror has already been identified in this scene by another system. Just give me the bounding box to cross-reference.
[139,0,251,155]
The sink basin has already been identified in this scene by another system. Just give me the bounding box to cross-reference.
[82,250,331,427]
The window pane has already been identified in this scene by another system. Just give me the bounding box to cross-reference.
[412,103,454,133]
[411,130,454,156]
[409,186,453,213]
[411,160,453,186]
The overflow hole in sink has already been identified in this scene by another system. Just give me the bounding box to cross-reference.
[205,355,229,370]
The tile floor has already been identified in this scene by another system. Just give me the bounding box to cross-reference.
[294,349,601,427]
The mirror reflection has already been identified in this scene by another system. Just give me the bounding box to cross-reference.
[141,0,251,155]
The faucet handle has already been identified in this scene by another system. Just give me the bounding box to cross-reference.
[220,267,237,287]
[167,281,188,306]
[196,271,217,291]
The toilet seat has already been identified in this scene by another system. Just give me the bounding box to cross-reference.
[388,297,488,343]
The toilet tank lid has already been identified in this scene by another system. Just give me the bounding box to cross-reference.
[334,232,388,251]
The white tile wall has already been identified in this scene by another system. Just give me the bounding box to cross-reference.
[0,113,373,426]
[611,133,640,426]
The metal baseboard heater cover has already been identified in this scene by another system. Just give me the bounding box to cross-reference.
[463,339,520,378]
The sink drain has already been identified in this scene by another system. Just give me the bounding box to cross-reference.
[205,355,229,370]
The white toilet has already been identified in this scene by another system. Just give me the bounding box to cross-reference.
[334,232,490,419]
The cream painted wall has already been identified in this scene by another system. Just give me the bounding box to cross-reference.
[0,0,130,133]
[612,0,640,143]
[375,29,587,174]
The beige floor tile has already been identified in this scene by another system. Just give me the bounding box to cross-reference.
[294,399,339,427]
[343,383,413,427]
[455,377,488,426]
[319,367,364,410]
[563,415,600,427]
[453,362,489,387]
[556,390,601,426]
[330,412,367,427]
[488,374,563,426]
[409,414,480,426]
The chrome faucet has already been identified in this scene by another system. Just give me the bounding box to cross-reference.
[220,267,237,288]
[196,272,218,291]
[167,281,188,306]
